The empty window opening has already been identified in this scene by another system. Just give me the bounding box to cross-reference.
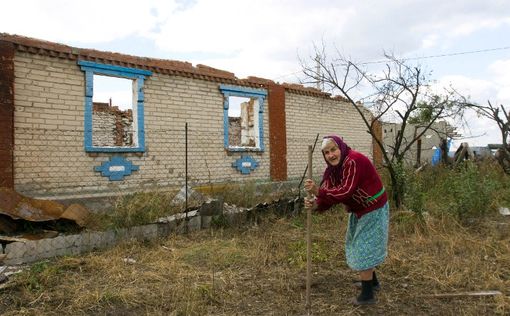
[219,84,266,152]
[92,75,136,147]
[228,96,259,148]
[79,60,151,153]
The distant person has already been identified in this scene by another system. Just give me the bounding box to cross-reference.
[304,135,389,305]
[495,147,510,174]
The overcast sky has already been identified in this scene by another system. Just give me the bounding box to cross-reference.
[2,0,510,147]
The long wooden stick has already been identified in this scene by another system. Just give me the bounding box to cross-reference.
[297,133,319,198]
[418,290,502,298]
[306,145,313,313]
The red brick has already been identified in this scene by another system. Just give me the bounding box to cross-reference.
[372,119,383,167]
[268,83,287,181]
[0,40,14,188]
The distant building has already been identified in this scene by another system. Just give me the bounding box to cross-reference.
[382,121,460,166]
[470,146,492,159]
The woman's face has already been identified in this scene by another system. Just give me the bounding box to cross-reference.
[322,141,342,166]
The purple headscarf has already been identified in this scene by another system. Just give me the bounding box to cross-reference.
[321,135,351,186]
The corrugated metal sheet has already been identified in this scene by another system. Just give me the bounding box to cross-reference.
[0,187,89,233]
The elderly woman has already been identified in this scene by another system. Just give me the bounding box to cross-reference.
[304,135,389,306]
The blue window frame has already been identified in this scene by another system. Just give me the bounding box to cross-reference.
[219,84,267,152]
[78,60,152,153]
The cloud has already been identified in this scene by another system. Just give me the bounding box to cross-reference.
[436,58,510,107]
[150,1,351,61]
[488,59,510,101]
[1,0,177,43]
[174,1,510,82]
[434,57,510,146]
[3,0,510,80]
[437,75,496,103]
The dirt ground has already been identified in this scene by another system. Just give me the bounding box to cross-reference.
[0,207,509,315]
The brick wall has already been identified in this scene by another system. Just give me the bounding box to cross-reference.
[92,103,133,147]
[285,93,373,180]
[141,74,270,187]
[228,117,241,146]
[11,53,271,198]
[0,41,14,188]
[382,121,451,166]
[5,34,377,199]
[13,53,89,196]
[372,118,383,168]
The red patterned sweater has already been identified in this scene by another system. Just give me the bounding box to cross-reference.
[316,150,388,218]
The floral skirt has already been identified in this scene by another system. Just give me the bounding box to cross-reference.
[345,202,389,271]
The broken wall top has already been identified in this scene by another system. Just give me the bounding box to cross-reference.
[0,33,341,99]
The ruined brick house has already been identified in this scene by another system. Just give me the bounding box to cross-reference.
[0,34,380,201]
[382,121,459,166]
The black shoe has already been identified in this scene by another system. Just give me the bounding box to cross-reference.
[351,296,377,306]
[353,281,380,291]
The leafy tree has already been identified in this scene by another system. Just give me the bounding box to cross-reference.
[409,100,437,124]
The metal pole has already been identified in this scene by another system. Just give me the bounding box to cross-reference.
[185,122,188,217]
[306,145,313,314]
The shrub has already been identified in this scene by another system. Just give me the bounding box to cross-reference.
[401,160,508,220]
[87,191,180,230]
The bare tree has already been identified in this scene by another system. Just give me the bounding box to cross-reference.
[300,47,466,208]
[466,101,510,173]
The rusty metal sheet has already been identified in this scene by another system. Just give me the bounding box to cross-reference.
[61,204,89,227]
[0,187,89,226]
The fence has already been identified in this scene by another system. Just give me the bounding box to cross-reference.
[11,123,331,202]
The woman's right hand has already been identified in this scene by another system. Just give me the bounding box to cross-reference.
[304,197,317,210]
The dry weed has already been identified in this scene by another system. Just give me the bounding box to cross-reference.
[0,208,508,315]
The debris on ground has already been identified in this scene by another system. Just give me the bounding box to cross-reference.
[499,207,510,216]
[122,258,136,264]
[0,264,25,289]
[0,187,90,236]
[171,185,206,206]
[419,290,503,298]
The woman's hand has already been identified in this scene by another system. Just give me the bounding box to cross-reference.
[304,197,317,210]
[304,179,319,196]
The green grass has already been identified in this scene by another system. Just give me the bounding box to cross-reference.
[393,159,510,221]
[86,191,181,230]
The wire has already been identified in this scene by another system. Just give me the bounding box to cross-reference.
[360,46,510,65]
[272,45,510,81]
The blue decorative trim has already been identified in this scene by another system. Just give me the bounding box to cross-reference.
[232,155,259,174]
[79,61,151,153]
[219,85,267,152]
[83,71,93,151]
[223,107,229,149]
[78,60,152,76]
[219,84,267,97]
[227,147,264,152]
[94,156,140,181]
[136,76,146,151]
[258,96,265,151]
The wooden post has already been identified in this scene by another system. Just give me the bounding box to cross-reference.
[306,145,313,313]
